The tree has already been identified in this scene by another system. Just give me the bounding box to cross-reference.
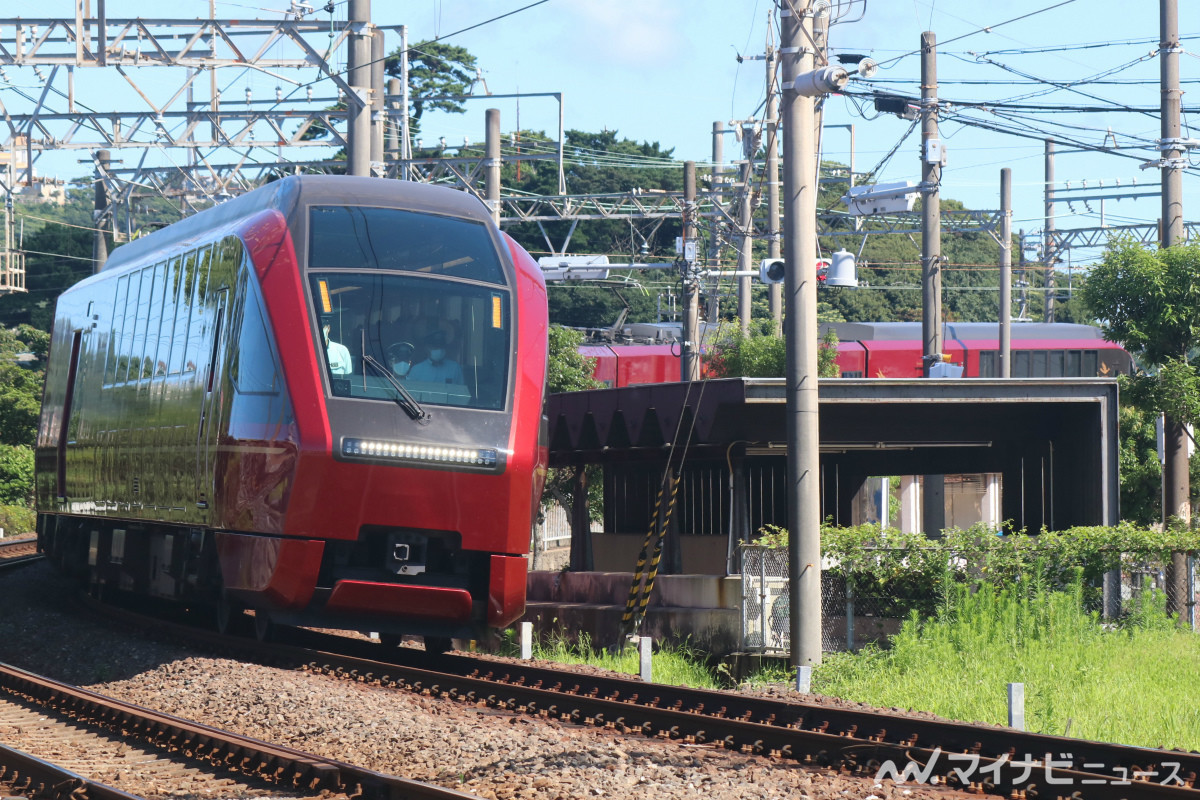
[0,216,94,330]
[704,328,840,379]
[1080,239,1200,619]
[0,326,45,448]
[547,324,601,393]
[302,40,479,145]
[385,41,478,139]
[0,444,34,506]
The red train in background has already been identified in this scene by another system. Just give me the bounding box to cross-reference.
[36,175,549,648]
[582,321,1131,386]
[828,321,1132,379]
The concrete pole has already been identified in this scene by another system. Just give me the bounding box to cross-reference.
[96,0,106,68]
[709,123,725,323]
[1017,229,1028,321]
[400,25,411,164]
[780,0,822,669]
[485,108,501,226]
[1044,139,1056,322]
[711,122,725,204]
[999,168,1012,378]
[370,27,385,171]
[737,125,754,335]
[920,32,942,376]
[386,77,400,160]
[346,0,372,177]
[682,162,701,382]
[1162,0,1184,247]
[1161,0,1189,618]
[766,47,782,336]
[93,148,109,273]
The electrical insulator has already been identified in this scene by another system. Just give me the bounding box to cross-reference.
[276,86,283,102]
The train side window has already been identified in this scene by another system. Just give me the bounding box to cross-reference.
[209,237,240,293]
[184,246,214,374]
[229,272,279,395]
[128,267,153,383]
[979,351,997,378]
[1013,350,1031,377]
[141,262,168,381]
[1049,350,1065,377]
[104,275,129,386]
[1032,350,1047,377]
[168,253,194,375]
[1067,350,1081,376]
[1084,350,1098,376]
[158,256,181,377]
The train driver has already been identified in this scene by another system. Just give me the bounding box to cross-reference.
[386,341,415,378]
[322,314,353,375]
[408,329,463,384]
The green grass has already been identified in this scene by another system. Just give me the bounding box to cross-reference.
[812,580,1200,750]
[505,631,721,689]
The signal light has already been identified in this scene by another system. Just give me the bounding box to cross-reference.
[759,258,786,284]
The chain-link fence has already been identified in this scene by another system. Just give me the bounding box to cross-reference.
[741,547,1200,655]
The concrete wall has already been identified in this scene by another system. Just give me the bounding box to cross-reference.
[589,533,731,575]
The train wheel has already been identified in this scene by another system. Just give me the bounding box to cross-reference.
[378,633,403,648]
[424,636,454,654]
[215,592,247,636]
[253,610,275,643]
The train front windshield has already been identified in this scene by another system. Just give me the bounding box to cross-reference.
[308,206,512,412]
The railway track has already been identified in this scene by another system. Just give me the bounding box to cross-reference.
[0,536,41,569]
[88,600,1200,800]
[0,659,477,800]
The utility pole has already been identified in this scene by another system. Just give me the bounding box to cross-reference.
[1160,0,1189,618]
[485,109,501,226]
[346,0,372,177]
[708,123,724,323]
[920,31,942,376]
[370,27,386,172]
[999,168,1012,378]
[93,148,110,272]
[386,77,401,159]
[400,25,411,165]
[919,31,945,538]
[737,122,755,334]
[1017,229,1028,321]
[766,42,782,336]
[780,0,822,669]
[682,161,701,382]
[1044,139,1056,322]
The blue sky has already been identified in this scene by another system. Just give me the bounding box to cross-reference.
[6,1,1198,267]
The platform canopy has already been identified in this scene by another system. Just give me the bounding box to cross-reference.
[546,378,1120,533]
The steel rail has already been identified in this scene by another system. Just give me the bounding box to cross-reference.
[0,660,477,800]
[0,536,41,568]
[0,742,147,800]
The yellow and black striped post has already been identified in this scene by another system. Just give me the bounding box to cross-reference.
[618,472,682,645]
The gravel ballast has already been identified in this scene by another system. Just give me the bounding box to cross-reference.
[0,562,970,800]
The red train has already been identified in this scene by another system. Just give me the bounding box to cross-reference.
[827,321,1132,379]
[35,175,549,648]
[582,321,1131,386]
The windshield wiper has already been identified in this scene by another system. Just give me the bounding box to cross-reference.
[363,354,428,421]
